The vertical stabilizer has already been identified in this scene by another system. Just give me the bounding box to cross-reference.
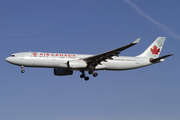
[137,37,166,58]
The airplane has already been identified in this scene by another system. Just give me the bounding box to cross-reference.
[5,37,173,81]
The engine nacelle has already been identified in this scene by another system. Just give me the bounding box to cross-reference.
[54,68,73,76]
[67,60,87,69]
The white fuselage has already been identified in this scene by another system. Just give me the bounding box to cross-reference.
[6,52,152,71]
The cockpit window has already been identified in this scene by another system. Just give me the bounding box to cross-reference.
[9,55,15,57]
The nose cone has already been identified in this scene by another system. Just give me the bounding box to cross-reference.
[5,57,14,64]
[5,57,10,62]
[6,54,19,65]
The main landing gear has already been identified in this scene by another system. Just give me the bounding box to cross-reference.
[80,70,98,81]
[21,66,25,73]
[80,71,89,81]
[88,70,98,77]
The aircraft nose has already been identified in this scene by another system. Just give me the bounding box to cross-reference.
[5,57,10,62]
[5,57,13,63]
[5,57,14,64]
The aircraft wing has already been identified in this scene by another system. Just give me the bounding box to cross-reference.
[83,38,140,66]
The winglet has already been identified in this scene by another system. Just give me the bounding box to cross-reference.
[133,38,140,44]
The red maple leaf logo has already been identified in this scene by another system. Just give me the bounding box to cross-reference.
[150,45,160,55]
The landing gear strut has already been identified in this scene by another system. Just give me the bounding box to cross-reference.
[21,66,25,73]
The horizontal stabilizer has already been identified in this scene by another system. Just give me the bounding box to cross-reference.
[150,54,174,63]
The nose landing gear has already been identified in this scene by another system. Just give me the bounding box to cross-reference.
[21,66,25,73]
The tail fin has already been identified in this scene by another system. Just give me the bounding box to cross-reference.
[137,37,166,58]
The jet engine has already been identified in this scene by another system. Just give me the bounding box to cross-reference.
[54,68,73,76]
[67,60,87,69]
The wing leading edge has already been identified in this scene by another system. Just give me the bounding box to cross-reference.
[83,38,140,67]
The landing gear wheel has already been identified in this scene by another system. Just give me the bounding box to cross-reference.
[84,77,89,81]
[80,74,85,78]
[88,70,93,74]
[80,71,90,81]
[93,73,98,77]
[21,70,25,73]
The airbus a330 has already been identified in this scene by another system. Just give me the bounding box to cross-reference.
[6,37,173,81]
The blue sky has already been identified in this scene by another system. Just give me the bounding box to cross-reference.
[1,0,180,120]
